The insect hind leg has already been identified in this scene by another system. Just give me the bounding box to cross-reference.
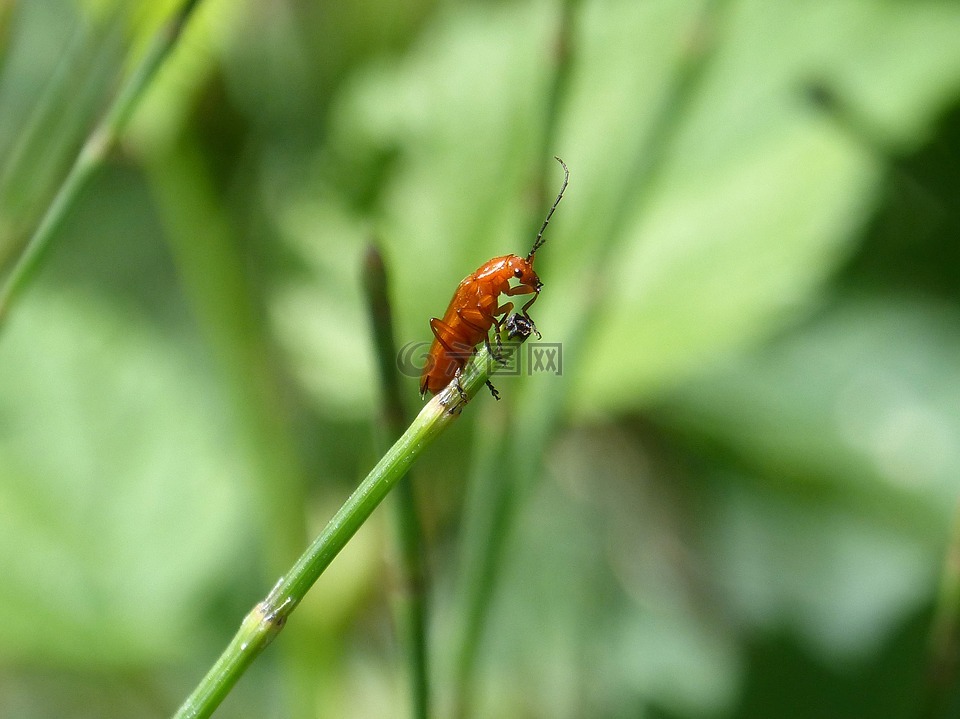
[430,317,459,353]
[452,366,469,405]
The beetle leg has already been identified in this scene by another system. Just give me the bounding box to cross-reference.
[519,291,542,339]
[452,366,469,408]
[484,332,508,366]
[430,318,459,353]
[490,302,516,358]
[485,380,501,401]
[505,284,538,336]
[493,302,515,325]
[503,284,536,298]
[486,309,510,365]
[520,289,540,316]
[504,283,538,318]
[432,318,475,369]
[492,328,504,362]
[456,308,488,334]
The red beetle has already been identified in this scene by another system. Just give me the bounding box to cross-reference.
[420,157,569,400]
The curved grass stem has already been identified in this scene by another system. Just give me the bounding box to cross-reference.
[173,322,533,719]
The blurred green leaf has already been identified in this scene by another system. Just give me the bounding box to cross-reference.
[655,295,960,656]
[459,424,740,718]
[658,296,960,525]
[0,288,248,665]
[569,0,960,413]
[703,479,935,662]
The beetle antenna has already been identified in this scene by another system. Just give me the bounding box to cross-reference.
[527,156,569,262]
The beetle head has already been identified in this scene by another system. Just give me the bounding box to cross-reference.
[506,255,542,291]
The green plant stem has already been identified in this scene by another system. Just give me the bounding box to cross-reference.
[173,329,530,719]
[362,243,430,719]
[0,0,204,323]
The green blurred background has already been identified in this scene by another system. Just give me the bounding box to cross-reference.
[2,0,960,716]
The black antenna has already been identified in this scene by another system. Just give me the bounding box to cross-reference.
[527,156,569,262]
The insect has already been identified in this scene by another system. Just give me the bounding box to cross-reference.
[419,156,569,402]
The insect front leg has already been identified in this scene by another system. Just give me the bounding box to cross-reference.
[505,284,542,339]
[519,291,541,339]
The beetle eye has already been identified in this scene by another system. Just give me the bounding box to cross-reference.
[513,268,523,278]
